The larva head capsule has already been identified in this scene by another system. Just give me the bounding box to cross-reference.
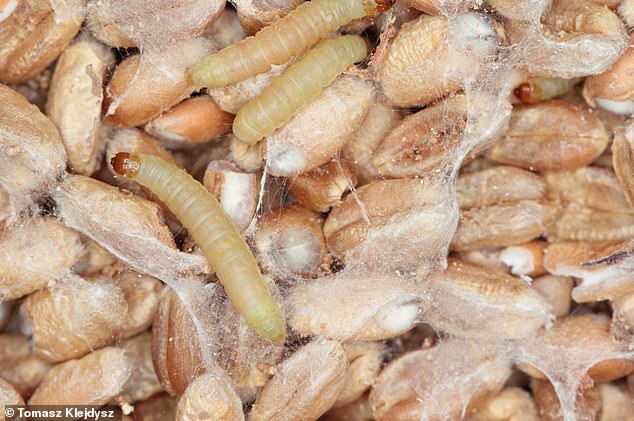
[111,152,140,177]
[364,0,393,15]
[374,0,394,13]
[514,82,538,104]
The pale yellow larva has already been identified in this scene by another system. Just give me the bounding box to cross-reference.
[189,0,391,88]
[232,34,369,145]
[514,77,582,104]
[111,152,286,345]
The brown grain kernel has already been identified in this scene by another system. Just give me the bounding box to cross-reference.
[120,332,163,404]
[324,179,456,271]
[112,268,163,339]
[86,0,224,48]
[612,124,634,209]
[104,38,214,127]
[421,259,552,339]
[153,281,284,398]
[323,394,374,421]
[545,166,632,213]
[0,83,66,221]
[54,174,209,283]
[249,339,349,421]
[373,96,472,178]
[531,275,573,318]
[583,45,634,113]
[341,99,402,184]
[550,205,634,242]
[266,76,372,177]
[505,0,627,78]
[152,287,214,396]
[176,371,244,421]
[378,13,498,107]
[0,0,84,84]
[450,200,557,251]
[531,378,601,421]
[544,240,634,302]
[521,314,634,382]
[457,166,546,210]
[73,238,118,275]
[46,37,113,176]
[489,101,609,171]
[0,334,50,398]
[145,97,234,150]
[23,274,127,363]
[286,273,421,341]
[253,206,329,276]
[288,161,357,213]
[0,218,84,300]
[370,339,511,421]
[203,160,258,232]
[28,347,133,405]
[334,342,385,408]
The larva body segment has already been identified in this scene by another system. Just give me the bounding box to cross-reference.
[514,77,581,104]
[189,0,387,88]
[111,153,286,345]
[233,35,369,144]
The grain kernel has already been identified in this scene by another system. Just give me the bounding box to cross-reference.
[286,273,421,341]
[379,13,498,107]
[265,76,372,177]
[544,240,634,302]
[145,97,234,150]
[288,161,358,213]
[249,339,349,421]
[28,347,133,405]
[324,179,457,271]
[120,332,163,404]
[0,218,83,300]
[23,274,127,363]
[370,339,511,421]
[421,259,552,339]
[450,200,557,251]
[104,38,214,127]
[489,100,609,171]
[0,83,66,221]
[254,205,329,277]
[46,37,114,176]
[176,371,244,421]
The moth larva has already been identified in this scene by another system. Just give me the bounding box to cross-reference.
[232,35,369,144]
[111,152,286,345]
[514,77,581,104]
[189,0,391,88]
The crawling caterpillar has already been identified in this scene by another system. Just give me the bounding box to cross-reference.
[189,0,391,88]
[232,34,369,144]
[111,152,286,345]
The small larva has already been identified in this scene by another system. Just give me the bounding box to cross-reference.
[232,35,369,145]
[514,77,581,104]
[111,152,286,345]
[189,0,391,88]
